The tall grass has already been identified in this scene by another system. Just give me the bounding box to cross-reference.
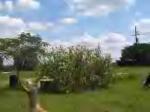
[39,45,112,93]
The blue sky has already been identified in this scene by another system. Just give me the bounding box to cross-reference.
[0,0,150,60]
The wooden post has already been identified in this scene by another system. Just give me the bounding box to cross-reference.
[9,74,18,88]
[20,79,47,112]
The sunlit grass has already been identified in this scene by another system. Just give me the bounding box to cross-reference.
[0,66,150,112]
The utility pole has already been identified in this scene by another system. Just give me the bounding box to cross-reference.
[134,26,140,44]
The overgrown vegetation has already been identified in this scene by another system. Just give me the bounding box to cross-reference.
[39,45,112,93]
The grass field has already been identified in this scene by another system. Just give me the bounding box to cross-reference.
[0,67,150,112]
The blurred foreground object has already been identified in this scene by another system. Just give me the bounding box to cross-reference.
[144,73,150,88]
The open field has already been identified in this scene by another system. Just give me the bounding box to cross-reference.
[0,67,150,112]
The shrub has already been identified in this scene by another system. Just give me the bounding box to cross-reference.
[39,45,112,93]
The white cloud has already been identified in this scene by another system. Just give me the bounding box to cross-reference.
[28,22,54,31]
[0,0,40,12]
[50,32,130,60]
[4,1,14,11]
[0,1,14,11]
[0,16,26,37]
[0,15,55,37]
[132,18,150,43]
[0,15,78,38]
[66,0,135,16]
[100,33,130,60]
[17,0,40,10]
[0,16,25,27]
[27,17,77,32]
[60,17,78,25]
[134,19,150,33]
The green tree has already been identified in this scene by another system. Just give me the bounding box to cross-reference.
[0,32,48,73]
[119,43,150,65]
[0,33,49,112]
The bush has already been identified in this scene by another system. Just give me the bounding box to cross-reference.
[39,45,112,93]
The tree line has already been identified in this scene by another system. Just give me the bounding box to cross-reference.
[117,43,150,66]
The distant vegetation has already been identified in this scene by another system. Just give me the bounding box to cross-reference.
[117,43,150,66]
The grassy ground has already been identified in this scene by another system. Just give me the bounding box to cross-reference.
[0,67,150,112]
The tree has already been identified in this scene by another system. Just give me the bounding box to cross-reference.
[0,32,48,71]
[0,32,49,112]
[118,43,150,66]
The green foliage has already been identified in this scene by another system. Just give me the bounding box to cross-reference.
[39,45,112,93]
[0,32,48,70]
[118,43,150,66]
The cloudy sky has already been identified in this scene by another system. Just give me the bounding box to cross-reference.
[0,0,150,60]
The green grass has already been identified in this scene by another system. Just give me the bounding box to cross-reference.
[0,66,150,112]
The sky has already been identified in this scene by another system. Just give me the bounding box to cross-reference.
[0,0,150,60]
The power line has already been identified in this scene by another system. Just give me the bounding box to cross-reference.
[131,26,150,44]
